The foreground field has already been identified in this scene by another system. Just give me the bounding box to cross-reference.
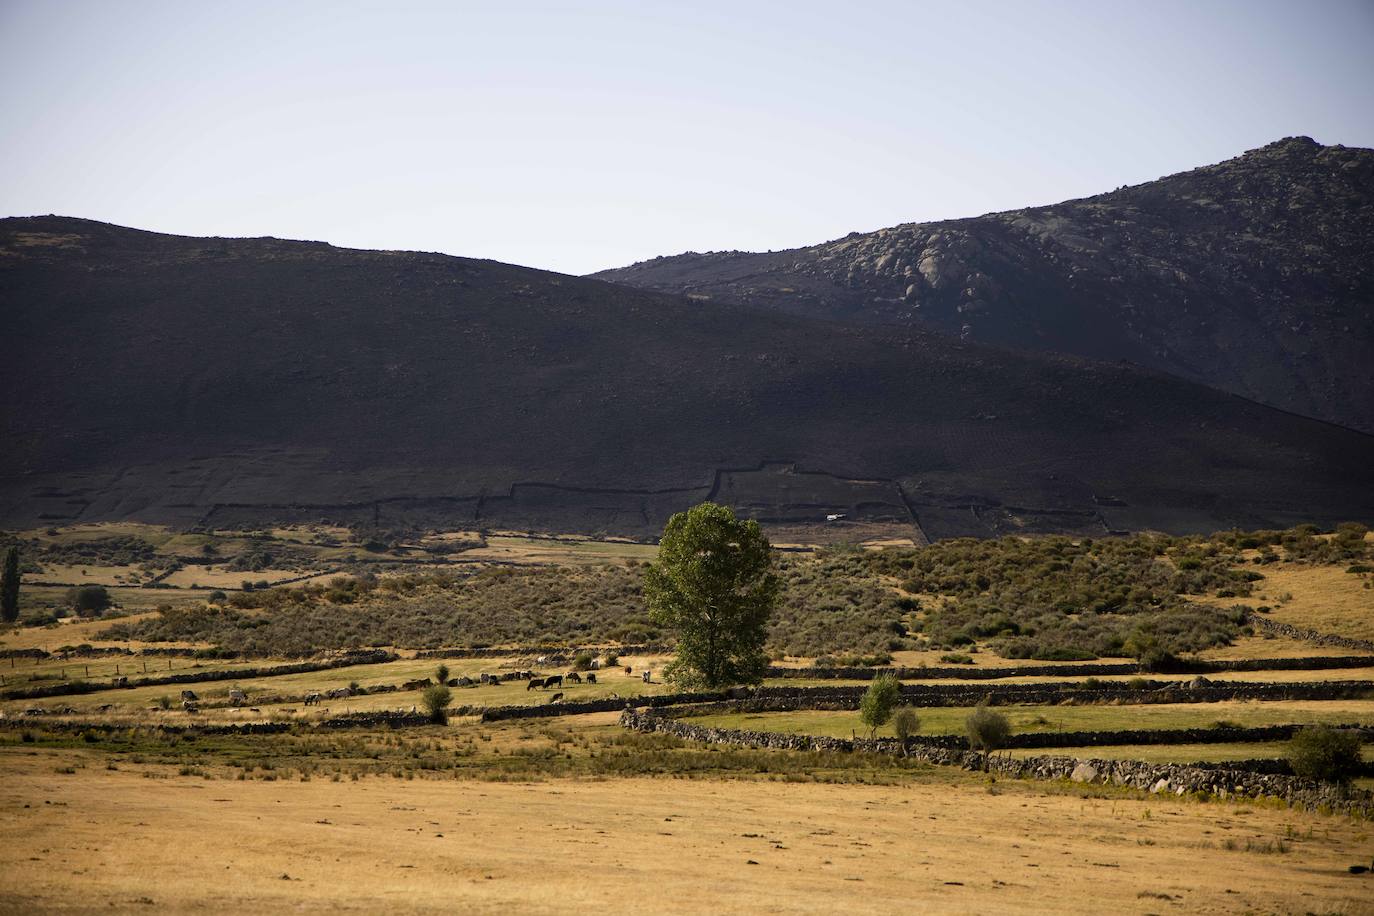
[0,749,1368,915]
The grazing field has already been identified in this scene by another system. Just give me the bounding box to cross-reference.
[3,521,1373,912]
[0,654,677,719]
[1220,563,1374,640]
[1004,741,1374,765]
[0,748,1369,915]
[689,699,1374,739]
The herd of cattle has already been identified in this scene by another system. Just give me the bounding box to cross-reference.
[169,665,652,713]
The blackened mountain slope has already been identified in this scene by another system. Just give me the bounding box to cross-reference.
[2,216,1371,539]
[594,138,1374,433]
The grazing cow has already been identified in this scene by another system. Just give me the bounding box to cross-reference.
[548,692,564,703]
[180,690,199,702]
[585,673,596,684]
[544,675,563,690]
[624,666,632,675]
[228,688,247,707]
[96,704,113,713]
[590,659,602,670]
[111,676,128,687]
[642,671,652,683]
[456,676,474,687]
[527,678,545,691]
[402,678,431,691]
[326,687,351,700]
[182,700,199,713]
[566,672,582,684]
[303,692,322,706]
[249,707,261,713]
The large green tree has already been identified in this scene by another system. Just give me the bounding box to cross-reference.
[0,546,19,624]
[644,502,779,689]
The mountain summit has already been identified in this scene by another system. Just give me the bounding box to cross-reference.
[594,138,1374,433]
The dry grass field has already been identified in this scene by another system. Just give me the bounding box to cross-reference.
[691,699,1374,740]
[3,523,1373,912]
[0,749,1369,915]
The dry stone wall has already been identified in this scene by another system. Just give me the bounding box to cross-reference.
[769,654,1374,681]
[1247,614,1374,653]
[1,650,398,701]
[620,710,1374,817]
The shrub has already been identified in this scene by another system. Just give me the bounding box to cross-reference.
[893,707,920,741]
[435,664,450,685]
[421,685,452,725]
[859,673,900,738]
[939,653,974,665]
[1288,725,1362,784]
[65,585,111,617]
[966,702,1011,752]
[156,695,172,710]
[207,590,227,604]
[573,652,594,671]
[603,652,619,667]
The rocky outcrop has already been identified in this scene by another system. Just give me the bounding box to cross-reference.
[597,138,1374,434]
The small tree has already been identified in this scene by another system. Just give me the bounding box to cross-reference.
[421,685,452,725]
[573,652,594,671]
[1,546,19,623]
[644,503,779,689]
[893,707,921,742]
[859,673,900,738]
[1288,725,1361,784]
[66,585,110,618]
[435,664,450,685]
[966,701,1011,753]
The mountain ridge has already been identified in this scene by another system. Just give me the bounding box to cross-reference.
[593,137,1374,433]
[2,213,1372,540]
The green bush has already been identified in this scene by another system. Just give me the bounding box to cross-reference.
[421,685,452,725]
[573,652,594,671]
[893,707,920,741]
[939,652,973,665]
[1288,725,1362,784]
[859,673,900,738]
[966,702,1011,752]
[65,585,111,617]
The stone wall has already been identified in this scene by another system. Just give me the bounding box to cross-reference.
[1247,614,1374,653]
[767,654,1374,681]
[620,710,1374,817]
[416,643,671,660]
[746,679,1372,709]
[0,650,398,701]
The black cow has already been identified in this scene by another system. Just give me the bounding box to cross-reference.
[566,672,582,684]
[548,692,564,703]
[585,673,597,684]
[544,675,563,689]
[527,677,545,691]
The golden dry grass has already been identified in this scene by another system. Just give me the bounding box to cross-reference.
[692,699,1374,739]
[1251,565,1374,640]
[0,750,1368,914]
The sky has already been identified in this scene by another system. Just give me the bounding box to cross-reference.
[2,1,1372,275]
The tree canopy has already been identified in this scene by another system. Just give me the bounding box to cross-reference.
[644,502,779,689]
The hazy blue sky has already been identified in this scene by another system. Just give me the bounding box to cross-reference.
[2,1,1371,274]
